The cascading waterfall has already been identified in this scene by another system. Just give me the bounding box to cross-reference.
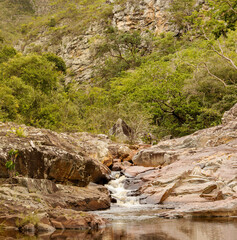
[105,171,140,206]
[93,172,162,222]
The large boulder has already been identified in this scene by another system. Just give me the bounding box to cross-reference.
[109,118,133,143]
[0,122,110,186]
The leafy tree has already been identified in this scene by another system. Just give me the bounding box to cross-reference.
[93,27,152,84]
[43,52,67,73]
[188,0,237,39]
[169,0,197,32]
[2,54,58,93]
[0,45,17,63]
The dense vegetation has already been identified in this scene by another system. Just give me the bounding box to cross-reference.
[0,0,236,140]
[0,48,82,131]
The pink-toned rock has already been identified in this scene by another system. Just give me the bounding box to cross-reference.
[123,166,156,177]
[125,104,237,218]
[121,161,132,169]
[112,162,123,171]
[142,181,179,204]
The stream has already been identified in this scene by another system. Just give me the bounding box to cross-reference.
[91,172,237,240]
[1,172,237,239]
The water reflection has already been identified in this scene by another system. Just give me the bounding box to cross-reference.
[1,218,237,240]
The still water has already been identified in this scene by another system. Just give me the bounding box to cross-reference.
[1,208,237,240]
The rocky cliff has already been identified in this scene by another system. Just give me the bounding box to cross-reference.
[17,0,172,83]
[112,0,171,33]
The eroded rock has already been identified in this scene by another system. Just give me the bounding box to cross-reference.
[125,104,237,218]
[0,122,111,186]
[0,177,109,232]
[109,118,133,143]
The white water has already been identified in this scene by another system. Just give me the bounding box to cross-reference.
[105,171,140,206]
[97,171,162,221]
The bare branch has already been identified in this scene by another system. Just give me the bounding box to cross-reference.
[199,62,228,87]
[212,41,237,70]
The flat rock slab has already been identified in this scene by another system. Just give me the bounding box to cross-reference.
[125,104,237,218]
[0,177,110,232]
[123,166,156,177]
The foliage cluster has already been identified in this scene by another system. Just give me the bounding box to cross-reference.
[5,149,19,178]
[0,46,83,131]
[92,27,153,86]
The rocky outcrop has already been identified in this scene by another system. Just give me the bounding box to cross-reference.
[109,118,133,143]
[0,122,111,186]
[112,0,171,33]
[0,121,113,232]
[123,103,237,218]
[0,177,110,212]
[0,120,151,182]
[17,0,173,83]
[0,177,109,232]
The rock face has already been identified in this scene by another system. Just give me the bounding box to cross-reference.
[112,0,171,33]
[124,103,237,218]
[222,102,237,124]
[0,177,109,233]
[17,0,172,83]
[0,122,111,186]
[0,122,117,233]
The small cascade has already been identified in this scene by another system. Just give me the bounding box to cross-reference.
[105,171,140,206]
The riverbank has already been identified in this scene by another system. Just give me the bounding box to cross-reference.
[0,103,237,237]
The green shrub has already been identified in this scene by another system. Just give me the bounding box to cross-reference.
[43,52,67,73]
[48,18,56,27]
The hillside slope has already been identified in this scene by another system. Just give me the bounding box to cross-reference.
[0,0,236,139]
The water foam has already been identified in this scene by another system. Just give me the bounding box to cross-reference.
[105,171,140,206]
